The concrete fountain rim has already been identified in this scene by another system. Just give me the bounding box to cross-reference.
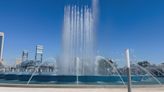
[0,83,163,88]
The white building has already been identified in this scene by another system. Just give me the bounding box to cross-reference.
[0,32,4,62]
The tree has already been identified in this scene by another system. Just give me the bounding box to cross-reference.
[137,61,151,68]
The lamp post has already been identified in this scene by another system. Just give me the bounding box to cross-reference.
[125,49,132,92]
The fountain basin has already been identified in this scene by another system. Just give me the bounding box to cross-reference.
[0,73,4,79]
[4,73,18,80]
[0,73,146,83]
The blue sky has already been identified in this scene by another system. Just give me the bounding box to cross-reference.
[0,0,164,65]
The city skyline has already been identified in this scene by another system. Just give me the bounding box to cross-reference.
[0,0,164,65]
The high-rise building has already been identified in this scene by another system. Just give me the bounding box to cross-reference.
[0,32,4,62]
[35,45,44,63]
[22,50,28,62]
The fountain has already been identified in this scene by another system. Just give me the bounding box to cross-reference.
[59,0,98,75]
[134,62,162,85]
[131,54,162,85]
[96,56,126,86]
[0,0,163,86]
[27,58,57,85]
